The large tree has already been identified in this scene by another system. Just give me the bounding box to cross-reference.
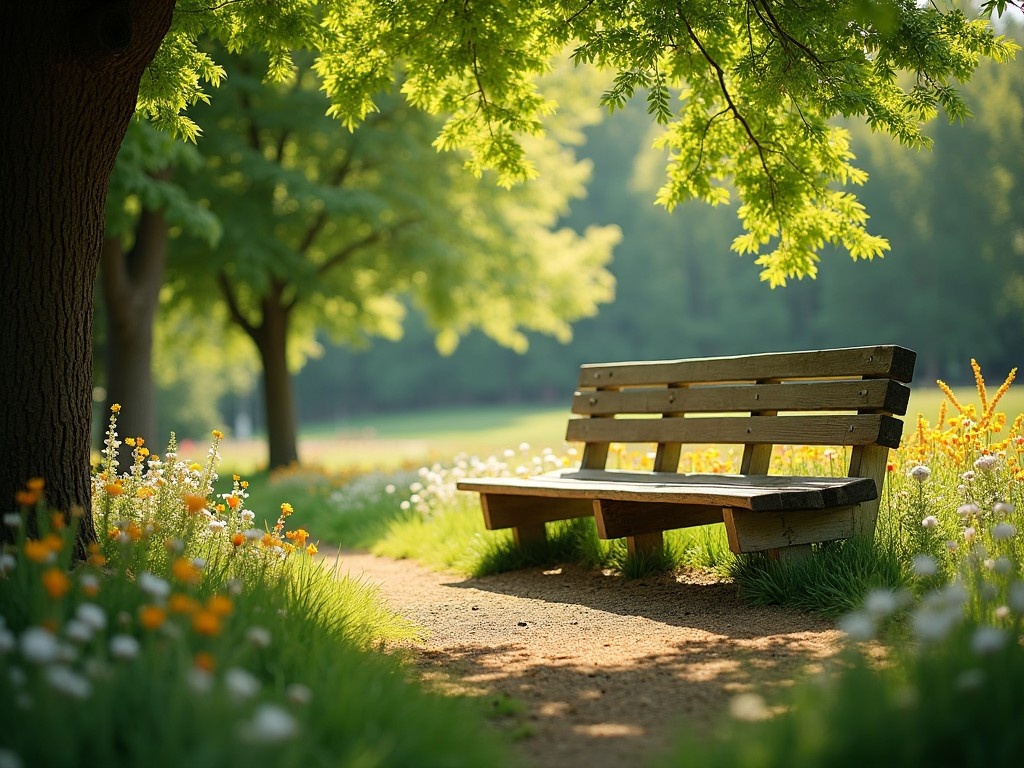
[0,0,1017,545]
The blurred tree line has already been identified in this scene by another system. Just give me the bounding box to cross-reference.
[286,26,1024,428]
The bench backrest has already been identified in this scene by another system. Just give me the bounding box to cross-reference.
[570,345,916,487]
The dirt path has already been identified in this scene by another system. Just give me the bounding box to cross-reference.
[325,550,845,768]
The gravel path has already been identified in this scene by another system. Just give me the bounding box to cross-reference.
[324,549,844,768]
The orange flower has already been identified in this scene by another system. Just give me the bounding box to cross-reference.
[225,495,241,510]
[184,495,208,514]
[104,482,124,497]
[50,512,66,530]
[206,595,233,617]
[231,532,245,547]
[15,489,40,506]
[169,594,199,614]
[26,478,45,492]
[139,604,167,631]
[42,568,71,599]
[285,528,309,546]
[193,651,216,672]
[24,539,54,563]
[192,610,221,636]
[172,558,201,585]
[306,543,318,556]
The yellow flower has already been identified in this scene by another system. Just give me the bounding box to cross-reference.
[135,487,155,499]
[306,543,318,556]
[104,482,124,497]
[42,568,71,599]
[111,403,121,413]
[184,495,207,514]
[285,528,309,546]
[125,437,136,447]
[139,604,167,631]
[24,535,60,563]
[280,502,294,516]
[188,463,202,473]
[26,478,44,492]
[211,430,223,440]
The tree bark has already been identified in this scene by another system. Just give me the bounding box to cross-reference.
[254,297,301,470]
[100,208,170,449]
[0,1,175,550]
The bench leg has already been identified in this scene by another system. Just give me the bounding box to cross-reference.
[767,543,813,563]
[626,531,664,560]
[513,522,547,549]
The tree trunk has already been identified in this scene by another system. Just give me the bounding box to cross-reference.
[0,1,175,550]
[101,208,170,449]
[254,299,301,470]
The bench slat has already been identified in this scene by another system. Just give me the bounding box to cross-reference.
[578,345,916,388]
[572,378,910,417]
[565,413,905,449]
[457,470,877,512]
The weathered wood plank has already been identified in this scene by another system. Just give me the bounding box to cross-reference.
[479,494,594,530]
[459,471,877,512]
[572,379,911,417]
[593,499,724,539]
[723,505,857,553]
[565,414,905,449]
[577,345,916,388]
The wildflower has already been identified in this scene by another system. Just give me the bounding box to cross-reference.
[285,528,309,546]
[911,555,938,577]
[3,513,21,528]
[225,495,240,510]
[280,502,293,516]
[243,528,263,541]
[970,626,1007,655]
[208,519,227,533]
[169,594,198,614]
[962,470,976,482]
[246,627,271,649]
[0,553,15,575]
[172,558,201,586]
[974,454,999,472]
[75,603,106,632]
[991,556,1013,575]
[0,628,15,653]
[1010,582,1024,612]
[20,627,60,664]
[206,595,233,617]
[306,543,318,556]
[109,635,140,661]
[65,620,92,644]
[995,605,1011,620]
[187,667,214,694]
[24,537,58,564]
[45,665,91,700]
[908,465,931,483]
[286,683,312,705]
[79,573,100,597]
[192,610,221,637]
[139,605,167,631]
[238,704,299,744]
[839,612,875,641]
[138,572,170,600]
[225,667,261,701]
[992,522,1017,540]
[993,501,1015,517]
[0,748,23,768]
[104,482,124,496]
[41,568,71,600]
[864,589,899,617]
[921,515,938,529]
[957,503,980,519]
[86,543,106,568]
[231,532,245,547]
[111,403,121,413]
[964,527,977,542]
[212,430,223,440]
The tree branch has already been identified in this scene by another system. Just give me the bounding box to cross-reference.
[217,270,259,340]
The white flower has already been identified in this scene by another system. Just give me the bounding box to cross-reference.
[138,572,170,600]
[45,665,92,699]
[1009,582,1024,612]
[983,558,997,571]
[994,605,1011,620]
[992,556,1013,575]
[957,503,980,519]
[76,603,107,632]
[961,470,975,482]
[384,484,396,494]
[864,589,899,617]
[208,519,227,533]
[192,557,207,570]
[912,555,938,577]
[0,747,23,768]
[993,501,1015,517]
[518,442,531,452]
[971,626,1007,655]
[839,612,875,641]
[992,522,1017,541]
[921,515,939,529]
[286,683,312,705]
[3,513,22,528]
[974,454,999,472]
[225,667,260,701]
[908,465,931,482]
[109,635,139,661]
[964,527,977,542]
[0,553,15,575]
[64,620,93,644]
[243,528,263,541]
[240,509,255,523]
[237,704,299,744]
[246,626,272,649]
[20,627,60,664]
[0,628,15,654]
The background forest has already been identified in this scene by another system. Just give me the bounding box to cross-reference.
[97,18,1024,444]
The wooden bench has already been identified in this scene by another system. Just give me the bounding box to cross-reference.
[457,345,916,561]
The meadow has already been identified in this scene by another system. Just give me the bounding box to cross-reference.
[3,363,1023,767]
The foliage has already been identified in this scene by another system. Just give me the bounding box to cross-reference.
[0,410,514,768]
[138,0,1019,284]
